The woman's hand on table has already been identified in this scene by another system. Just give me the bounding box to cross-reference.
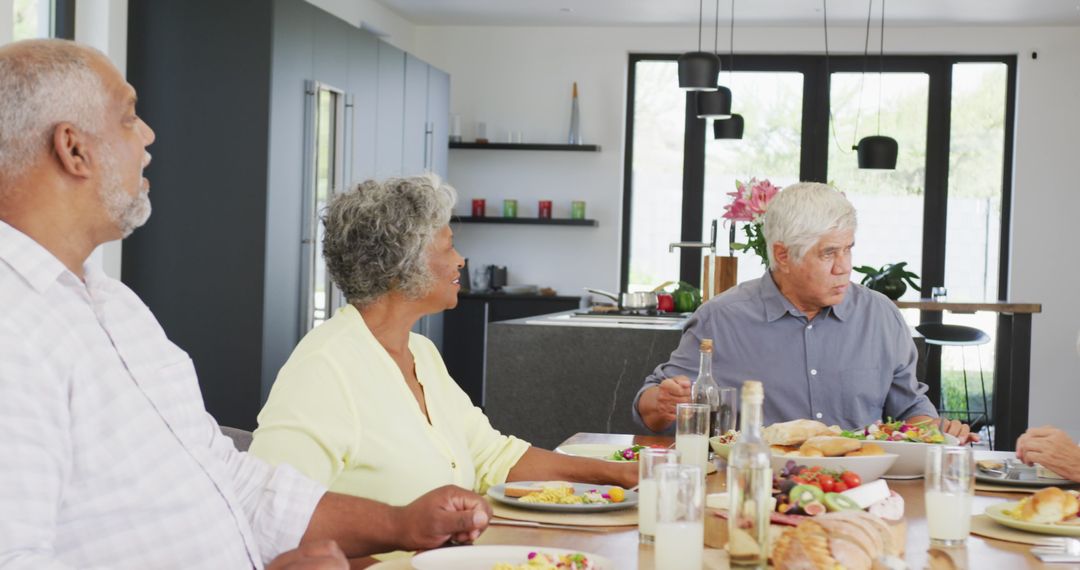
[268,540,348,570]
[394,485,492,550]
[1017,426,1080,482]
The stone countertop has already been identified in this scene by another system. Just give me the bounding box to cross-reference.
[498,309,690,330]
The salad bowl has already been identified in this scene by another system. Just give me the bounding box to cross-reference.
[842,420,958,478]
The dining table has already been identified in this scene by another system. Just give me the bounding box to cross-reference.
[360,432,1078,569]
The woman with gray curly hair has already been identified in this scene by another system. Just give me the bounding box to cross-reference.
[251,175,635,557]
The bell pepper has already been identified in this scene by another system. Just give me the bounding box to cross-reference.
[673,281,701,312]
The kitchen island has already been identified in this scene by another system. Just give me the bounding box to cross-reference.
[483,311,688,449]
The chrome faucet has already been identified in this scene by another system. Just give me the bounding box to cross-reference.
[669,219,718,253]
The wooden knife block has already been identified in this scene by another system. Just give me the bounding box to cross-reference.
[702,256,739,301]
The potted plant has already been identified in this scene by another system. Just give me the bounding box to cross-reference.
[853,262,921,300]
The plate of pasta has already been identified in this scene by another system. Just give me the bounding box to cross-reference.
[487,481,638,513]
[410,545,612,569]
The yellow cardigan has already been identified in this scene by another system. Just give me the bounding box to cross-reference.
[250,304,530,508]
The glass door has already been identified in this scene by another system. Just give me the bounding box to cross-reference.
[300,81,345,335]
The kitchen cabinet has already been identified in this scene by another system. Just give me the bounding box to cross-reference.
[442,294,580,407]
[125,0,450,429]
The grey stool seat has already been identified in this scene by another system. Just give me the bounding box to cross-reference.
[220,426,254,452]
[915,323,990,347]
[916,323,993,448]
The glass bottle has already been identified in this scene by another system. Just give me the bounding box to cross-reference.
[690,338,721,437]
[727,380,770,567]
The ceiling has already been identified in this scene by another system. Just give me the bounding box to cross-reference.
[375,0,1080,27]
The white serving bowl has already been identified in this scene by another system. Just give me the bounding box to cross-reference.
[871,434,959,478]
[770,453,899,483]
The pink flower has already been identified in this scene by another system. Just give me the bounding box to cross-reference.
[722,178,781,222]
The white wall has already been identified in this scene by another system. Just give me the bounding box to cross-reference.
[413,24,1080,437]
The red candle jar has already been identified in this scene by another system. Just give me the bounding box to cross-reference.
[471,199,486,217]
[538,200,553,219]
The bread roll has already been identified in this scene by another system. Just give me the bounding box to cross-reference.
[1017,487,1080,524]
[772,512,899,570]
[801,436,861,457]
[763,419,834,446]
[845,443,885,457]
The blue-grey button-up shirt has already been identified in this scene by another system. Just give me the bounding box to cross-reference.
[632,272,937,433]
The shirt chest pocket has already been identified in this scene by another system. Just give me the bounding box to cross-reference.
[840,367,887,423]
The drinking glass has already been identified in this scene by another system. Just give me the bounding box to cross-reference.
[654,463,705,570]
[718,387,738,435]
[925,445,975,546]
[676,403,710,476]
[638,448,680,544]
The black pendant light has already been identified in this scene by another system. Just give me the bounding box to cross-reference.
[696,0,731,118]
[713,0,743,138]
[852,0,897,169]
[713,114,744,139]
[678,0,720,91]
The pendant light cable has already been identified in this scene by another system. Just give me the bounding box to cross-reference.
[714,0,720,54]
[878,0,886,135]
[698,0,704,51]
[823,0,848,154]
[852,0,873,149]
[729,0,736,74]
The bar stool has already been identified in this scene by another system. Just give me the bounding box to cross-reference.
[915,323,993,448]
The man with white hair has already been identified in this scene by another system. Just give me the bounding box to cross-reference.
[0,39,490,569]
[633,182,975,443]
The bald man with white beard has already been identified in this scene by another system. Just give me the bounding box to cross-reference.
[0,39,491,570]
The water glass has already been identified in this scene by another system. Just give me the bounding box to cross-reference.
[637,448,680,544]
[675,403,710,477]
[932,286,948,302]
[654,463,705,570]
[925,445,975,546]
[718,387,738,435]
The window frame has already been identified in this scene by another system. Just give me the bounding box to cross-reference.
[620,53,1017,305]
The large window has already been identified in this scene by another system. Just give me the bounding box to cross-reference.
[623,54,1016,414]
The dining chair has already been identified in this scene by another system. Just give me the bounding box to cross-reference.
[220,425,254,452]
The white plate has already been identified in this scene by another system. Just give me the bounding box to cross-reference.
[411,545,614,570]
[771,453,899,483]
[556,443,718,473]
[984,502,1080,537]
[555,443,628,461]
[865,434,958,478]
[487,482,637,513]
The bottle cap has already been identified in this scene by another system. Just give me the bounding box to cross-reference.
[742,379,763,402]
[699,338,714,352]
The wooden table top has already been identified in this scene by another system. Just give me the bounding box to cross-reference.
[458,433,1073,570]
[894,299,1042,314]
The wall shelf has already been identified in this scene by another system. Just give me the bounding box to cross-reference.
[449,142,601,152]
[452,216,598,227]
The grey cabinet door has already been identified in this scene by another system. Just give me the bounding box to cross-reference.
[403,54,429,177]
[427,65,450,179]
[347,31,379,185]
[375,41,405,179]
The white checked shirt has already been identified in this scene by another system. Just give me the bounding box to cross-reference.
[0,221,327,569]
